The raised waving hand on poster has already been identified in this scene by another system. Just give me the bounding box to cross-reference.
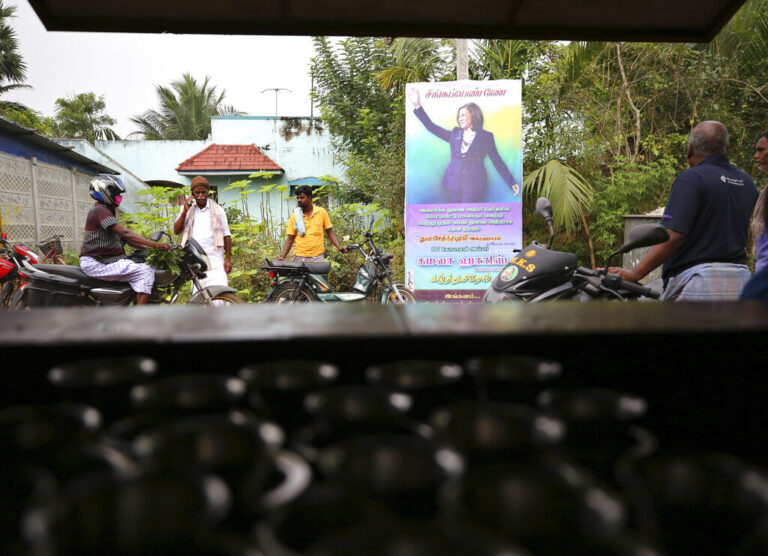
[408,86,519,203]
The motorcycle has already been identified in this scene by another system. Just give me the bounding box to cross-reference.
[0,235,40,310]
[483,198,669,303]
[262,227,416,304]
[14,231,244,308]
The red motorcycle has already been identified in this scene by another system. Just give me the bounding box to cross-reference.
[0,234,40,310]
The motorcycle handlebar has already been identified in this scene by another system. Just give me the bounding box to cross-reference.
[602,272,660,299]
[575,266,660,299]
[617,278,660,299]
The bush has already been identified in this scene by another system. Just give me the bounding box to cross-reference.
[325,202,404,290]
[61,250,81,266]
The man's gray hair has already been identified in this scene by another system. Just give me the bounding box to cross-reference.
[688,121,728,158]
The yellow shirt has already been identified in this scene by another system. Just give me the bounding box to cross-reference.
[287,207,332,257]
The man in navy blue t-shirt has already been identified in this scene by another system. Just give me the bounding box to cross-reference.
[609,121,758,301]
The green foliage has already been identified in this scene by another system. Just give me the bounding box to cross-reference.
[589,153,681,263]
[54,92,120,141]
[0,104,56,135]
[0,2,28,96]
[60,250,81,266]
[311,37,396,157]
[471,39,540,81]
[145,248,185,274]
[376,38,454,94]
[224,176,288,302]
[502,19,767,264]
[325,202,405,289]
[131,74,240,140]
[337,100,407,231]
[523,160,594,233]
[309,4,768,275]
[129,186,183,238]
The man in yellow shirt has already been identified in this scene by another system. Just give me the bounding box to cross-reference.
[277,185,348,261]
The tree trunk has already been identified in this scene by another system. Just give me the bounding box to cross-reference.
[579,200,596,269]
[456,39,469,80]
[616,43,642,163]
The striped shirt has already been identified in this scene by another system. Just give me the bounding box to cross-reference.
[80,202,126,263]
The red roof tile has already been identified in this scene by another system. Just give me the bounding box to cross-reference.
[176,144,282,172]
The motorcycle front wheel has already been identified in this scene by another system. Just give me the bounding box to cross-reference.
[269,284,314,303]
[1,281,15,309]
[209,292,245,305]
[383,285,417,304]
[11,287,28,310]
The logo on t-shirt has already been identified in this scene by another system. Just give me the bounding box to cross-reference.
[720,175,744,186]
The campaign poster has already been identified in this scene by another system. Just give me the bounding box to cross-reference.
[404,80,523,303]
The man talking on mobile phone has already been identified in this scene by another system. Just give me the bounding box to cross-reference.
[173,176,233,293]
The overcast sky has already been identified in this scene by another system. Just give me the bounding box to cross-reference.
[5,0,318,137]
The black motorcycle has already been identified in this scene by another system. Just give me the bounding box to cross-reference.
[484,198,669,303]
[15,232,243,308]
[262,227,416,304]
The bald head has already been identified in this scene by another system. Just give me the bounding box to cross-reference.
[688,121,728,160]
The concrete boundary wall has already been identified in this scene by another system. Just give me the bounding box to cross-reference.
[0,151,93,254]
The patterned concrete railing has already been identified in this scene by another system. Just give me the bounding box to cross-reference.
[0,152,93,254]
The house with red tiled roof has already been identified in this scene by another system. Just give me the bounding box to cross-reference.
[76,115,345,230]
[175,143,283,176]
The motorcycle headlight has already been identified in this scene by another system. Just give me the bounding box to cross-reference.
[482,288,521,303]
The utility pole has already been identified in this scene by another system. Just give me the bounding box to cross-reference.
[456,39,468,80]
[261,88,293,117]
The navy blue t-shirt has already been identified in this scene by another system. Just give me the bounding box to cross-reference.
[661,154,758,280]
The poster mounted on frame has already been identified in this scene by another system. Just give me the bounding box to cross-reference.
[404,79,523,302]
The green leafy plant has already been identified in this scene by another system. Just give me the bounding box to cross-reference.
[144,248,185,274]
[128,186,183,238]
[61,250,81,266]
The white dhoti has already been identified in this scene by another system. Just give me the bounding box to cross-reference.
[193,247,228,294]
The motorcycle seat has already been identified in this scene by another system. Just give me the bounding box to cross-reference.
[33,264,133,291]
[266,259,331,275]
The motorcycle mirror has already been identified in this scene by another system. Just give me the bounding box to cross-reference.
[535,198,553,222]
[149,231,164,242]
[617,224,669,254]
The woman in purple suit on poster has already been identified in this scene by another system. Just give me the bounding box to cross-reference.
[409,88,520,203]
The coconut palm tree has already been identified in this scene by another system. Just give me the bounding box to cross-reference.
[130,74,240,140]
[472,39,537,81]
[524,160,597,266]
[375,38,453,93]
[708,0,768,72]
[0,1,29,97]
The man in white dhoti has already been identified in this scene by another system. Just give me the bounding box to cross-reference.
[173,176,232,293]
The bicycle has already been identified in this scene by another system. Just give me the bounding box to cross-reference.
[36,235,68,265]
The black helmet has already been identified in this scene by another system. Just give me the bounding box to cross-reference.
[89,174,126,207]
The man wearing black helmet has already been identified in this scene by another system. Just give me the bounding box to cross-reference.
[79,174,171,305]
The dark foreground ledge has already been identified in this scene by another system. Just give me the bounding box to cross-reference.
[4,300,768,344]
[2,301,768,462]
